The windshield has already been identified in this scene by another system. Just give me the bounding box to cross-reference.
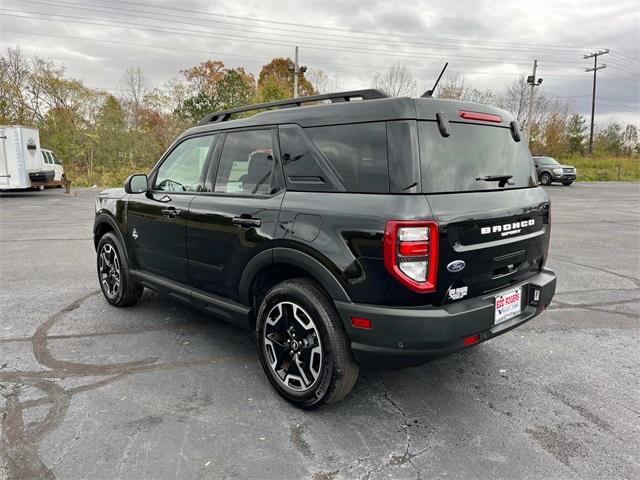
[419,121,537,193]
[535,156,559,165]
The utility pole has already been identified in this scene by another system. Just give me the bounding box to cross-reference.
[584,49,609,156]
[526,59,543,142]
[288,46,307,98]
[293,46,299,98]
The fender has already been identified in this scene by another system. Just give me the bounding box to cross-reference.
[93,212,132,265]
[238,247,351,305]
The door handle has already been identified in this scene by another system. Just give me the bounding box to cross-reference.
[161,207,182,218]
[232,216,261,228]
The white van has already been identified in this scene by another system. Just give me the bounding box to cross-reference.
[0,126,65,190]
[40,148,65,182]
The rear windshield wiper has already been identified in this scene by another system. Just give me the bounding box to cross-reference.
[475,174,513,187]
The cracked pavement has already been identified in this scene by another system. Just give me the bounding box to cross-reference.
[1,182,639,479]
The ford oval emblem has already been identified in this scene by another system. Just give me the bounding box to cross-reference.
[447,260,466,273]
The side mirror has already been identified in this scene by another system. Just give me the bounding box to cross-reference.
[124,174,149,194]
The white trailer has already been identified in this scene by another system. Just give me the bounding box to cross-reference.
[0,125,56,190]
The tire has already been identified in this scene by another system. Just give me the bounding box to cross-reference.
[562,181,573,186]
[96,232,143,307]
[539,172,552,185]
[256,278,359,409]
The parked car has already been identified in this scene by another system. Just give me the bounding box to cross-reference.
[93,90,556,408]
[40,148,66,183]
[533,155,576,185]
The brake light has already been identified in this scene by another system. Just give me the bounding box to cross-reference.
[458,110,502,123]
[384,220,439,293]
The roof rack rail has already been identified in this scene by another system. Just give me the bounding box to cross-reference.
[197,89,389,125]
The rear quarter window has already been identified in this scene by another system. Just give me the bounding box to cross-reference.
[305,122,389,193]
[419,121,537,193]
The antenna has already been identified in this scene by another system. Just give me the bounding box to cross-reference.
[421,62,449,98]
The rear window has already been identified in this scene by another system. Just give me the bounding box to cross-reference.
[305,122,388,193]
[419,121,537,193]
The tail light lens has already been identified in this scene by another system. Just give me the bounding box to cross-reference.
[384,220,439,293]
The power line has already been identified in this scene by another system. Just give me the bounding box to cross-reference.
[0,7,596,68]
[12,0,604,57]
[0,11,595,68]
[85,0,605,52]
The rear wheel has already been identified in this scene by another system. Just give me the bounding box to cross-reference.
[256,278,359,408]
[96,232,143,307]
[539,172,552,185]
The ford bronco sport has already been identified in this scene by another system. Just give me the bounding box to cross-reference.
[93,89,556,408]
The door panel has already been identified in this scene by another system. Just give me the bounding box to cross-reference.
[188,193,283,300]
[127,193,195,284]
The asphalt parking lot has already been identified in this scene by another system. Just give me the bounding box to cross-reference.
[1,182,638,480]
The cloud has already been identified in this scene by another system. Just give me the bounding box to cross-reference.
[1,0,637,124]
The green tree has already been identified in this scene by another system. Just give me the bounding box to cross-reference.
[215,68,255,111]
[595,123,624,156]
[566,114,587,155]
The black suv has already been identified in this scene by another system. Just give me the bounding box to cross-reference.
[93,90,556,408]
[533,155,577,185]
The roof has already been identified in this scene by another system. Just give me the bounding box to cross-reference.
[182,92,516,139]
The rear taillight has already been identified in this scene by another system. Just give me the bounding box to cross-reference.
[384,220,439,293]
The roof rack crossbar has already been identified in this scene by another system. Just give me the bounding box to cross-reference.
[197,89,389,125]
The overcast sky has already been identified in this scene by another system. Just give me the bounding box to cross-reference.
[1,0,638,126]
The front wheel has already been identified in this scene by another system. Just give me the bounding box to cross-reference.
[256,278,359,408]
[96,232,143,307]
[539,172,552,185]
[562,181,573,186]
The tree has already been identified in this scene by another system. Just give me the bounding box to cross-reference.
[306,69,340,95]
[180,60,225,97]
[254,75,290,103]
[257,58,314,98]
[566,114,587,155]
[372,63,416,97]
[437,74,468,100]
[622,124,639,156]
[120,67,150,111]
[595,123,625,156]
[215,68,255,111]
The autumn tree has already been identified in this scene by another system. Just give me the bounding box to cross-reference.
[257,58,315,98]
[181,60,226,97]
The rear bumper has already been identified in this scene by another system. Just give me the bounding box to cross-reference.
[335,268,556,369]
[29,170,55,182]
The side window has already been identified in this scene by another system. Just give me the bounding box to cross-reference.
[154,135,216,192]
[279,125,336,192]
[214,130,275,195]
[305,122,389,193]
[52,152,62,165]
[43,151,51,164]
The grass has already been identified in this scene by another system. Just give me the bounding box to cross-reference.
[565,156,640,181]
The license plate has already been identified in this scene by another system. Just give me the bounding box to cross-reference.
[495,288,522,324]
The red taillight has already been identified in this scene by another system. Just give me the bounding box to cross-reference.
[463,334,481,347]
[458,110,502,123]
[399,241,429,256]
[351,316,372,329]
[384,220,439,293]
